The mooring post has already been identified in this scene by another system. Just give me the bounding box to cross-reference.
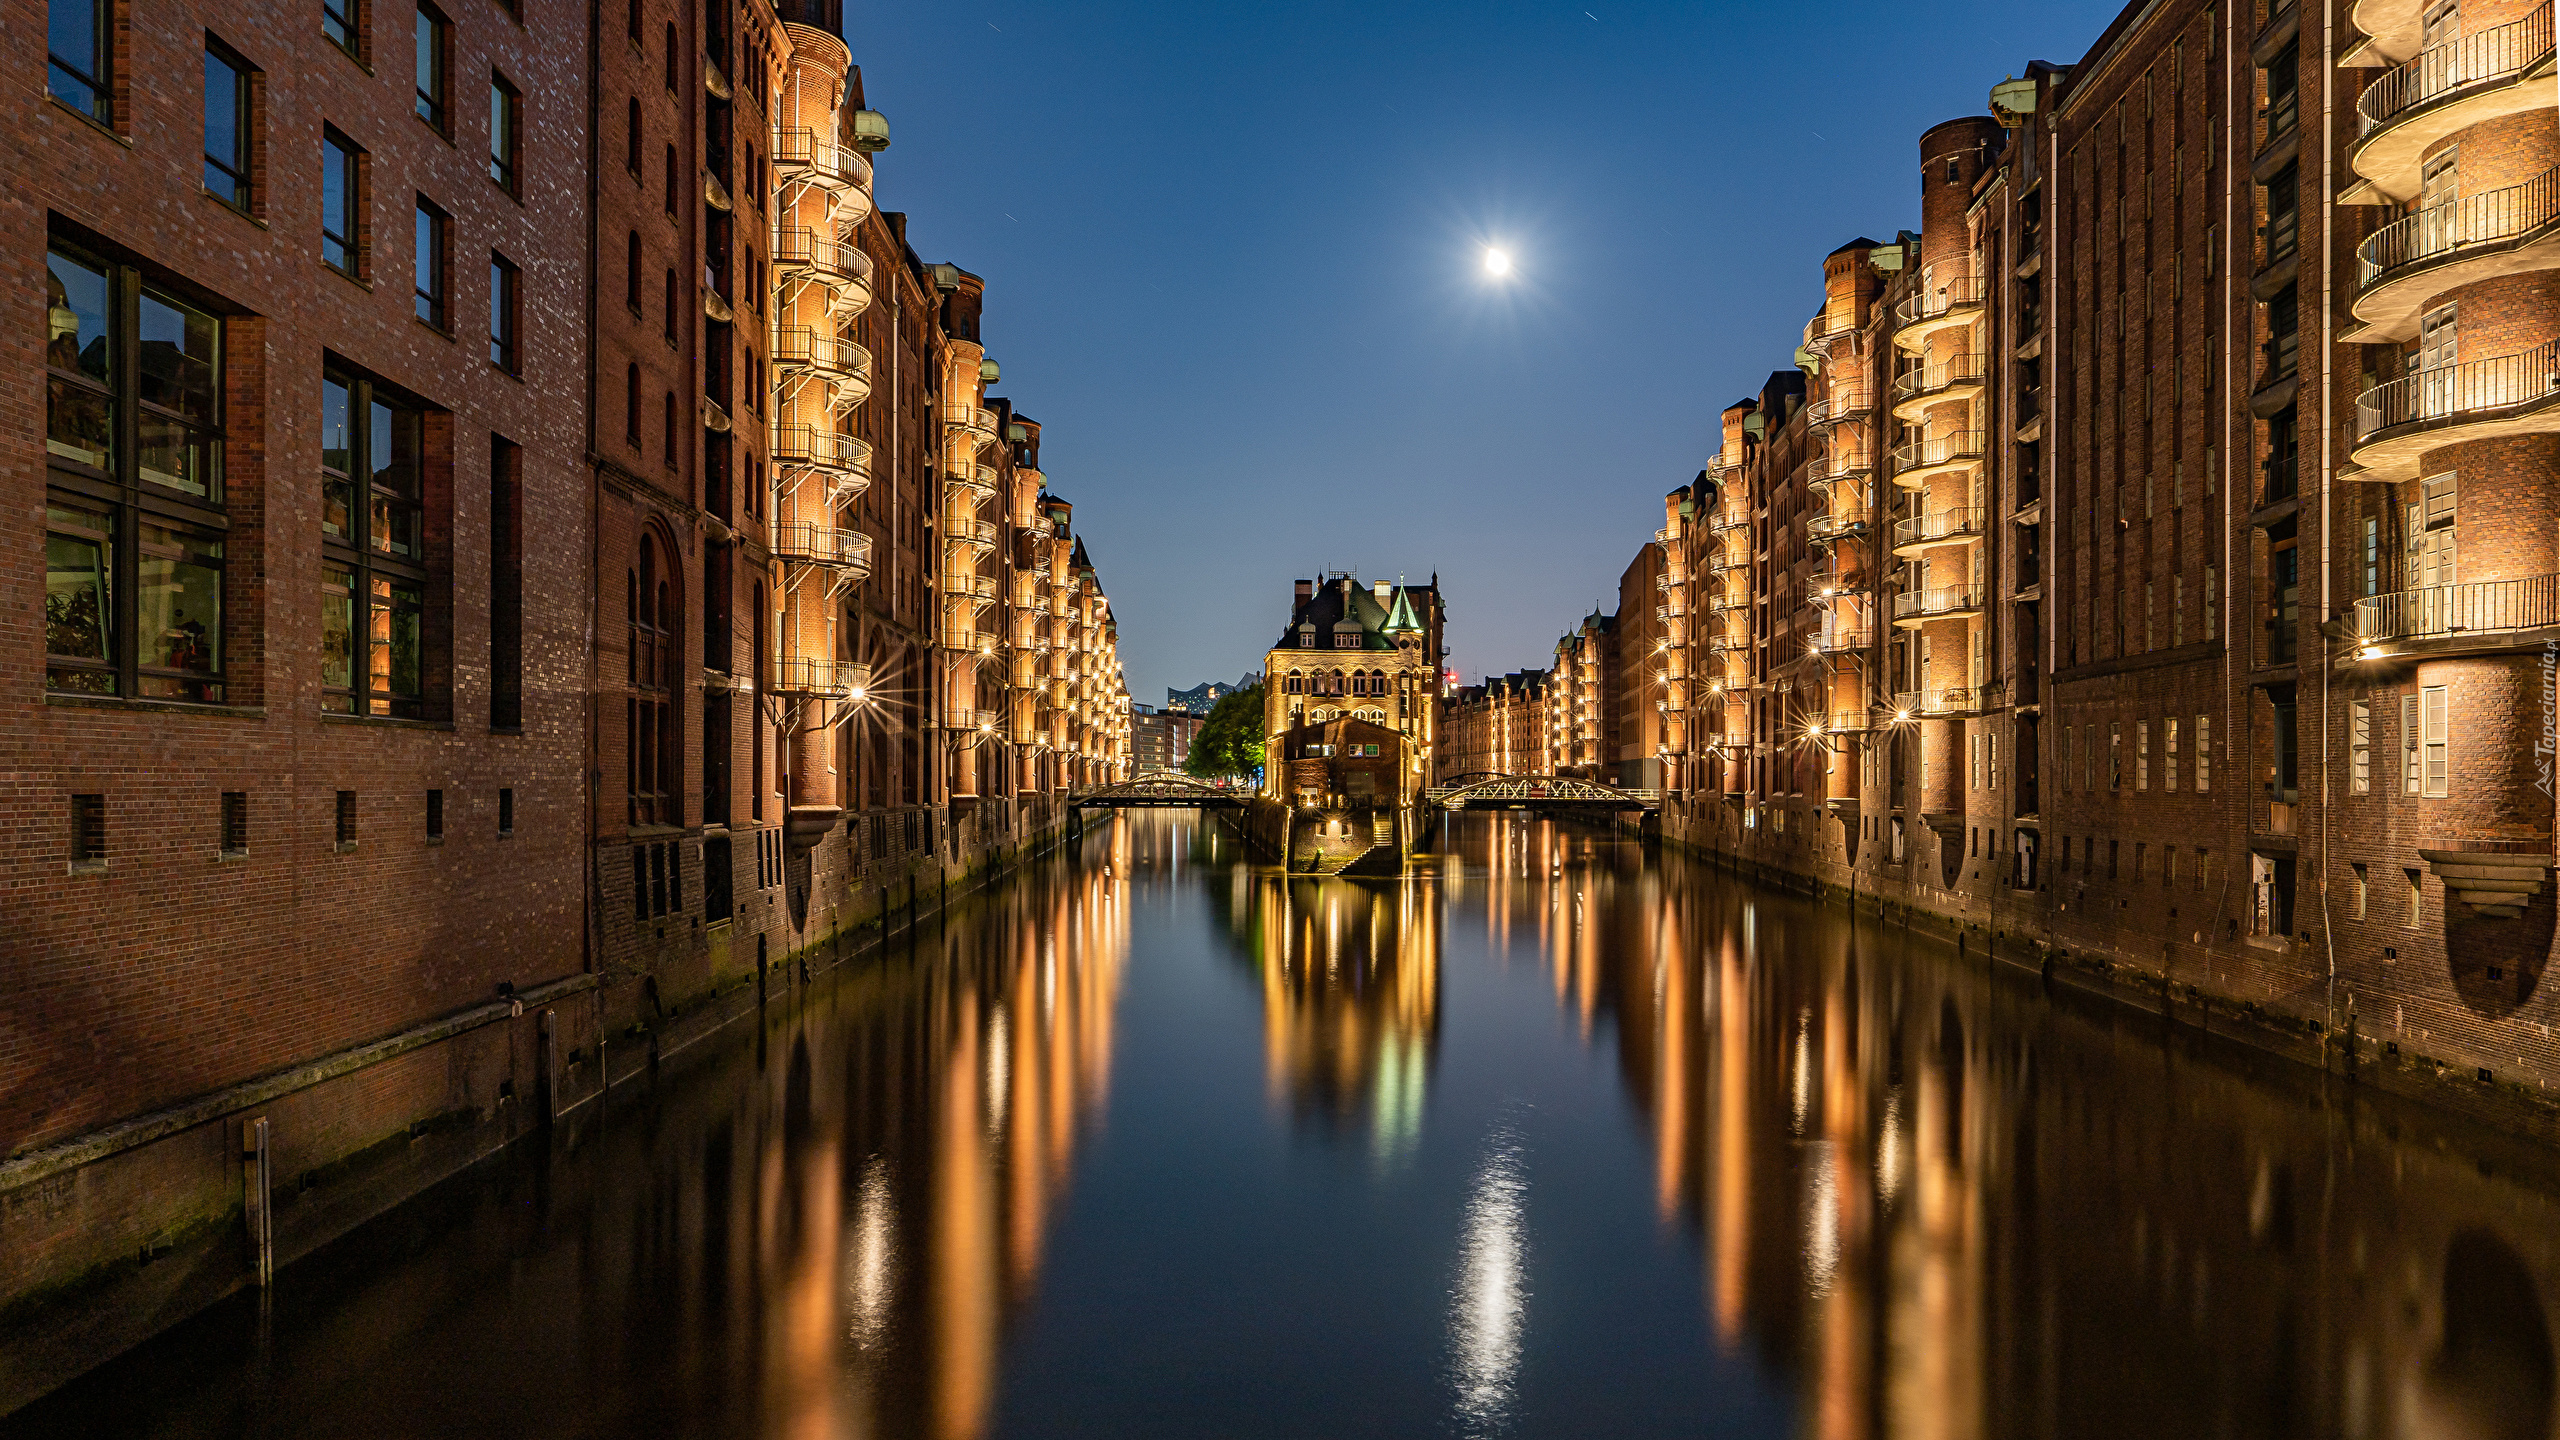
[242,1115,273,1286]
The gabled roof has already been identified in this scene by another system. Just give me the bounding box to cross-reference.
[1271,576,1429,653]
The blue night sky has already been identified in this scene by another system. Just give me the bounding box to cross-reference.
[845,0,2121,704]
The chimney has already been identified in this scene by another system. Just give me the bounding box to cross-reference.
[1373,581,1391,603]
[1294,578,1312,609]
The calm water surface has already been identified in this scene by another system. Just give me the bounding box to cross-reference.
[16,812,2560,1439]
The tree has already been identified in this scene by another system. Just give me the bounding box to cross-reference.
[1184,683,1266,780]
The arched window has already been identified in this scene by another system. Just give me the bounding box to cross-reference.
[625,363,640,445]
[663,269,678,339]
[626,96,641,173]
[626,231,642,310]
[629,528,681,826]
[1284,671,1303,695]
[664,22,679,90]
[662,392,678,465]
[664,142,679,214]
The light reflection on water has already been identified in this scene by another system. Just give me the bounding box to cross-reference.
[18,811,2560,1440]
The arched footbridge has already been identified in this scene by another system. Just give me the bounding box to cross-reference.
[1423,776,1662,812]
[1073,775,1251,809]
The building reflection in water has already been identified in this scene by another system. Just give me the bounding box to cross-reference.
[1226,873,1441,1162]
[1437,813,2560,1440]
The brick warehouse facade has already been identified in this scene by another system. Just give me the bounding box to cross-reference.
[1472,0,2560,1139]
[2,0,1127,1405]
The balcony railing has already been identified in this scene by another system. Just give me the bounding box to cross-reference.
[1891,353,1987,405]
[2359,166,2560,290]
[943,403,998,440]
[1892,430,1987,474]
[1709,506,1751,534]
[1808,447,1874,486]
[772,128,874,191]
[2357,9,2554,140]
[1813,709,1873,734]
[1889,686,1982,716]
[773,327,874,385]
[1810,624,1874,654]
[1893,273,1987,329]
[769,656,866,697]
[2354,574,2560,643]
[944,518,999,547]
[2356,338,2560,439]
[1806,389,1874,428]
[772,425,869,475]
[772,227,874,287]
[1892,586,1983,622]
[1892,508,1986,551]
[946,462,1000,497]
[1807,512,1868,544]
[772,522,874,572]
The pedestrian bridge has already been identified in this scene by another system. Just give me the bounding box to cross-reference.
[1073,775,1250,809]
[1423,776,1662,812]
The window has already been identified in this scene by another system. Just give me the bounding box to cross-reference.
[413,4,449,130]
[629,530,680,825]
[662,390,677,463]
[324,0,358,54]
[498,786,515,836]
[2204,563,2218,638]
[320,371,430,717]
[2063,725,2074,792]
[45,247,229,702]
[2402,693,2422,793]
[664,20,679,90]
[627,97,642,174]
[414,199,448,328]
[204,42,253,209]
[665,141,680,214]
[2351,863,2368,921]
[663,268,678,340]
[2165,718,2180,790]
[2421,683,2449,796]
[2137,721,2150,790]
[488,72,521,193]
[322,129,363,276]
[426,788,444,840]
[490,437,522,729]
[626,230,643,310]
[489,253,519,372]
[625,363,641,446]
[2197,714,2211,791]
[2109,721,2122,790]
[221,790,249,855]
[2351,700,2371,793]
[335,789,358,849]
[2406,867,2424,927]
[70,793,106,869]
[49,0,110,122]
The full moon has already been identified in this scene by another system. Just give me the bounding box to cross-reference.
[1482,247,1512,278]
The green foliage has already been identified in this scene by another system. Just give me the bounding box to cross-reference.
[1184,683,1266,779]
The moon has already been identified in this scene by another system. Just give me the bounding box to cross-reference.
[1482,246,1512,278]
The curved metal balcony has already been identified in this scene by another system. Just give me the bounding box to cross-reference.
[2351,338,2560,481]
[771,426,872,501]
[1806,512,1868,546]
[1809,623,1874,656]
[1706,631,1749,654]
[771,227,876,313]
[1807,446,1874,488]
[1888,686,1982,716]
[1891,429,1987,487]
[1891,507,1987,557]
[1810,709,1873,734]
[2352,167,2560,342]
[2353,574,2560,645]
[1654,600,1688,623]
[1804,308,1861,356]
[1889,353,1987,420]
[772,127,874,194]
[944,461,1000,501]
[1708,505,1751,534]
[772,521,874,576]
[1706,586,1745,612]
[2353,11,2556,203]
[768,656,866,698]
[773,328,875,411]
[1892,274,1987,351]
[1890,587,1984,627]
[1805,388,1874,430]
[943,402,998,446]
[943,518,999,550]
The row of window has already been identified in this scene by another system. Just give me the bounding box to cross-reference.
[63,787,516,869]
[44,243,527,722]
[2058,717,2216,794]
[1281,670,1406,697]
[2348,689,2453,798]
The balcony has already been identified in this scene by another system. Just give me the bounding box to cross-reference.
[1806,512,1868,546]
[773,327,875,401]
[773,521,874,576]
[2351,10,2556,203]
[1891,586,1984,626]
[1706,586,1746,612]
[1655,598,1687,620]
[1709,505,1751,534]
[769,656,869,698]
[1891,507,1987,556]
[772,127,874,195]
[950,707,1004,735]
[2350,338,2560,481]
[1810,710,1873,735]
[1807,446,1875,488]
[945,461,1000,500]
[2351,166,2560,342]
[1890,430,1986,488]
[772,425,872,495]
[771,228,876,315]
[2354,574,2560,647]
[1707,631,1749,653]
[943,402,998,445]
[943,518,1000,550]
[1892,274,1987,351]
[1806,388,1874,430]
[1890,353,1987,419]
[1888,686,1982,717]
[1809,623,1874,655]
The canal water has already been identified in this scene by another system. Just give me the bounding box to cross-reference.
[15,811,2560,1439]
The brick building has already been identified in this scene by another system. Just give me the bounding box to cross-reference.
[1264,574,1447,802]
[1506,0,2560,1132]
[5,0,1128,1402]
[1439,668,1552,780]
[1129,702,1202,772]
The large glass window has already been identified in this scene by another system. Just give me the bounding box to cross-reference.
[204,43,251,207]
[48,0,108,122]
[489,253,518,372]
[414,198,447,328]
[322,130,361,275]
[43,244,230,702]
[413,4,448,130]
[320,371,428,716]
[323,0,357,54]
[489,71,520,192]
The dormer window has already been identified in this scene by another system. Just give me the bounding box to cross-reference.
[1333,631,1360,649]
[1298,624,1316,647]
